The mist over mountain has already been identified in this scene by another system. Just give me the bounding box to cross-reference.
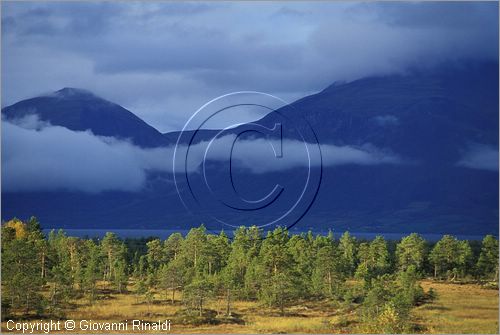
[2,62,498,235]
[2,88,168,148]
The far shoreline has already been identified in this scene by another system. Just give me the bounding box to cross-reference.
[42,228,495,241]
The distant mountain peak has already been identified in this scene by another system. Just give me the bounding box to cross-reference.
[50,87,98,100]
[2,87,169,148]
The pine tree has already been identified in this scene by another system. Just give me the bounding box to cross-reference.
[339,231,357,276]
[2,224,45,314]
[164,232,183,262]
[101,232,121,283]
[429,235,471,280]
[396,233,427,272]
[287,234,315,296]
[47,230,74,309]
[393,265,424,312]
[477,235,499,281]
[204,234,224,275]
[257,227,299,315]
[457,240,473,279]
[243,257,262,299]
[225,226,260,300]
[101,232,128,290]
[369,236,391,276]
[135,277,147,304]
[114,253,129,293]
[181,226,208,273]
[146,239,165,273]
[356,237,390,285]
[312,244,345,299]
[82,240,101,304]
[159,258,184,304]
[183,273,213,316]
[25,217,49,280]
[50,257,73,308]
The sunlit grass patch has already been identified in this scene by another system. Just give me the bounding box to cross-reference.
[414,280,499,334]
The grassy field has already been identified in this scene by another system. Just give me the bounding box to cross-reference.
[2,280,498,334]
[414,280,499,334]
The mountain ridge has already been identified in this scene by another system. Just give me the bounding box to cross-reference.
[2,87,169,148]
[2,62,498,235]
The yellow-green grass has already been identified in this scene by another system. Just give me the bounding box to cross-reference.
[1,285,344,334]
[414,280,499,334]
[2,280,498,334]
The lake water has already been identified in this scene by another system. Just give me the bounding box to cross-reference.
[42,228,493,241]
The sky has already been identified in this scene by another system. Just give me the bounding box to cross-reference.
[2,1,498,132]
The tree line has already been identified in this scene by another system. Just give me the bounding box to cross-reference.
[2,217,498,332]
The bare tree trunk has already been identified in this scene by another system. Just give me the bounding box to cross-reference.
[194,248,197,268]
[41,252,45,278]
[108,251,113,281]
[226,288,231,316]
[280,296,284,316]
[328,271,332,296]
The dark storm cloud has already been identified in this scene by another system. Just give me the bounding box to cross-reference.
[92,37,303,74]
[369,2,497,29]
[2,2,498,132]
[370,2,499,61]
[2,2,121,37]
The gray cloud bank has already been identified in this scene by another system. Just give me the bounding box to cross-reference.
[5,116,495,193]
[2,2,498,131]
[2,117,403,193]
[457,144,499,172]
[2,118,170,192]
